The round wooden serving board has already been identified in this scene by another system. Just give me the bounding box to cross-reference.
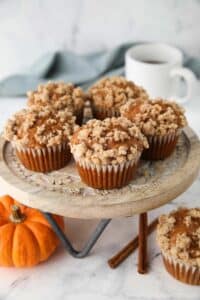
[0,127,199,219]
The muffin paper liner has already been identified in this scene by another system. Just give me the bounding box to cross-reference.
[13,142,71,172]
[162,253,200,285]
[75,154,140,189]
[92,106,120,120]
[142,131,180,160]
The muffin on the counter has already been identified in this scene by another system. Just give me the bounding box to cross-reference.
[157,208,200,285]
[27,81,86,124]
[120,98,187,160]
[88,76,148,120]
[70,117,148,189]
[3,106,78,172]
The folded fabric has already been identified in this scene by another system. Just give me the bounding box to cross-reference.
[0,42,199,96]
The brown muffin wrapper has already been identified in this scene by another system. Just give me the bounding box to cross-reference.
[162,254,200,285]
[92,106,120,120]
[142,131,180,161]
[14,142,71,173]
[75,156,140,189]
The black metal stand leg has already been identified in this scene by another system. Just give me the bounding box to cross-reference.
[42,212,111,258]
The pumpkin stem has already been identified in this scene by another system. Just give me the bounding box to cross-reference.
[10,205,26,223]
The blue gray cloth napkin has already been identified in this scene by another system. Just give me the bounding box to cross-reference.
[0,42,199,96]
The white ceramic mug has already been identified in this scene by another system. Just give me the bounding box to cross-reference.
[125,43,197,103]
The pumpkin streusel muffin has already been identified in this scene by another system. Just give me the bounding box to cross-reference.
[88,76,148,120]
[70,117,148,189]
[3,107,78,172]
[157,208,200,285]
[120,98,187,160]
[27,81,86,124]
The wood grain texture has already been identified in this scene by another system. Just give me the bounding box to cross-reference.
[0,127,199,219]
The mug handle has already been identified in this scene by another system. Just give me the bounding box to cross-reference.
[170,67,197,104]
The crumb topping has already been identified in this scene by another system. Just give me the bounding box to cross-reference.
[120,98,187,136]
[4,107,79,148]
[70,117,148,165]
[27,81,85,113]
[89,76,148,110]
[157,208,200,267]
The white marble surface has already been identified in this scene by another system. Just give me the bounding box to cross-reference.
[0,84,200,299]
[0,0,200,80]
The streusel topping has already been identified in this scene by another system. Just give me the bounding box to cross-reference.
[27,81,85,112]
[120,98,187,136]
[157,208,200,267]
[89,76,148,109]
[70,117,148,165]
[4,107,79,148]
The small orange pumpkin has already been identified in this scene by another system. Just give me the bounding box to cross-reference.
[0,195,64,267]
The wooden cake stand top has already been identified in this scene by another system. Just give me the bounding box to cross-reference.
[0,127,199,219]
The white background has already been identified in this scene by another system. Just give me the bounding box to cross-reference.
[0,0,200,80]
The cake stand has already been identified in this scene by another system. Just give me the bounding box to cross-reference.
[0,127,199,274]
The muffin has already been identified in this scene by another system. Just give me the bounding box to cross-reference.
[157,208,200,285]
[88,76,148,120]
[70,117,148,189]
[3,107,78,172]
[120,98,187,160]
[27,81,86,125]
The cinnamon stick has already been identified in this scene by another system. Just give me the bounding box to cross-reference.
[108,217,158,269]
[138,213,148,274]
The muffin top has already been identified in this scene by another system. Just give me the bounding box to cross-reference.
[27,81,85,112]
[120,98,187,136]
[89,76,148,109]
[70,117,148,165]
[4,107,79,148]
[157,208,200,267]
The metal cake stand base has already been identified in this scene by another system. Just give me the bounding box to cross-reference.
[42,212,149,274]
[43,212,111,258]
